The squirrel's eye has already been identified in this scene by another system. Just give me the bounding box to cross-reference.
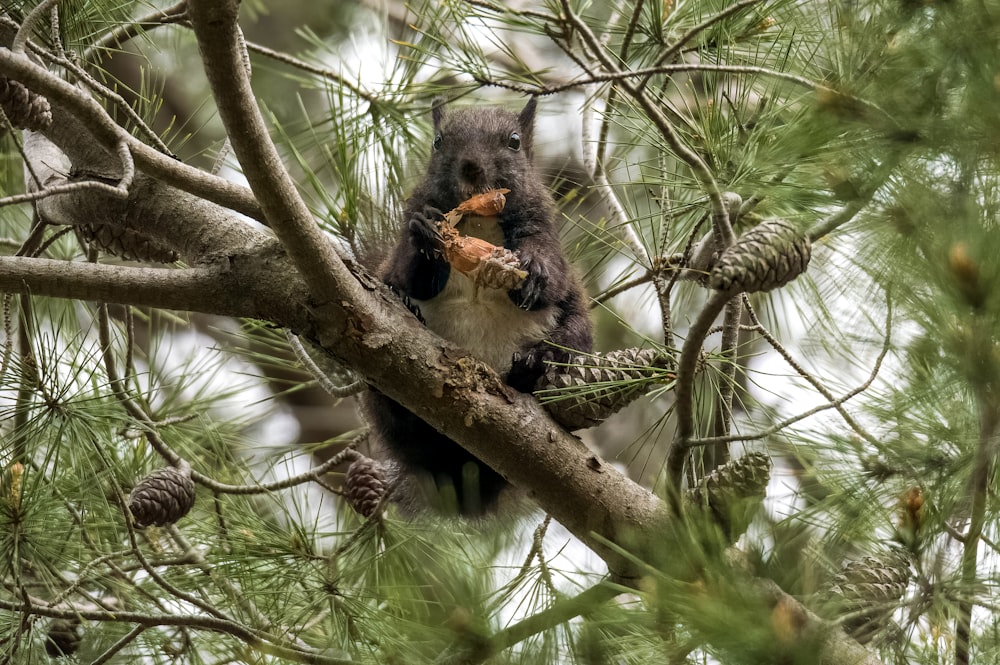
[507,132,521,151]
[433,133,443,151]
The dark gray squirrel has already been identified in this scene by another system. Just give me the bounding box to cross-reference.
[361,98,593,516]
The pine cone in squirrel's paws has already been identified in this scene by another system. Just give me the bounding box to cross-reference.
[0,77,53,131]
[824,549,911,644]
[536,348,670,431]
[128,461,196,528]
[45,618,82,657]
[709,219,811,293]
[344,454,387,518]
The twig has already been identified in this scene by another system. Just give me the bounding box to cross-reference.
[166,525,313,648]
[637,0,766,93]
[31,46,172,154]
[710,294,743,450]
[0,49,264,221]
[667,288,735,494]
[242,40,378,105]
[557,1,736,252]
[487,582,622,658]
[84,1,188,58]
[286,331,364,398]
[98,309,361,494]
[0,179,129,209]
[0,597,353,665]
[683,303,892,449]
[592,269,653,306]
[580,102,650,264]
[480,63,888,126]
[11,0,60,54]
[741,295,881,446]
[89,624,146,665]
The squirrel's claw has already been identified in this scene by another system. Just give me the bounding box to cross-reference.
[409,206,445,257]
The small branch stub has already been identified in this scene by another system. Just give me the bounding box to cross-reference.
[709,219,811,294]
[128,461,196,528]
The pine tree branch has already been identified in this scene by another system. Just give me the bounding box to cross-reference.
[0,257,254,317]
[682,309,891,449]
[0,597,353,665]
[0,46,263,221]
[956,375,1000,664]
[556,1,737,255]
[186,0,363,310]
[82,1,188,59]
[668,288,734,493]
[638,0,766,93]
[474,582,624,663]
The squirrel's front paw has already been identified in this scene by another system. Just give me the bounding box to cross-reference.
[509,253,549,310]
[507,345,556,392]
[409,206,444,257]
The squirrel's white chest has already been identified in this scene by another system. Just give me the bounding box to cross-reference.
[414,216,555,374]
[414,276,555,374]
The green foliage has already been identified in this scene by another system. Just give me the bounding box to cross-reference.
[5,0,1000,663]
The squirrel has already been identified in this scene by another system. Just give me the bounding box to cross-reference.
[361,98,593,516]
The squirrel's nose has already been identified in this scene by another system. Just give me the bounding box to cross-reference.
[459,159,487,186]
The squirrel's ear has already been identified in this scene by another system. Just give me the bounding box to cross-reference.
[431,97,446,129]
[518,97,537,153]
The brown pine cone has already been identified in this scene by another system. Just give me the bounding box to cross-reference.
[344,454,387,518]
[128,461,196,528]
[45,617,81,657]
[686,452,771,539]
[0,77,52,131]
[535,348,671,431]
[709,219,811,293]
[825,549,911,644]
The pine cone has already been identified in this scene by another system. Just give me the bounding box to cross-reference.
[709,219,811,293]
[344,454,387,518]
[535,348,670,431]
[45,617,81,657]
[0,77,52,131]
[826,549,911,644]
[471,247,527,291]
[128,461,196,528]
[80,223,180,263]
[686,452,771,539]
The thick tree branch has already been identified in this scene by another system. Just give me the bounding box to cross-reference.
[185,0,361,310]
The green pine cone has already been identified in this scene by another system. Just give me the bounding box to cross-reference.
[826,549,911,644]
[0,77,52,131]
[535,348,670,431]
[709,219,811,293]
[128,461,196,528]
[686,452,772,539]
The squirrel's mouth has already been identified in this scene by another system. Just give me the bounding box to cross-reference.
[457,183,497,201]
